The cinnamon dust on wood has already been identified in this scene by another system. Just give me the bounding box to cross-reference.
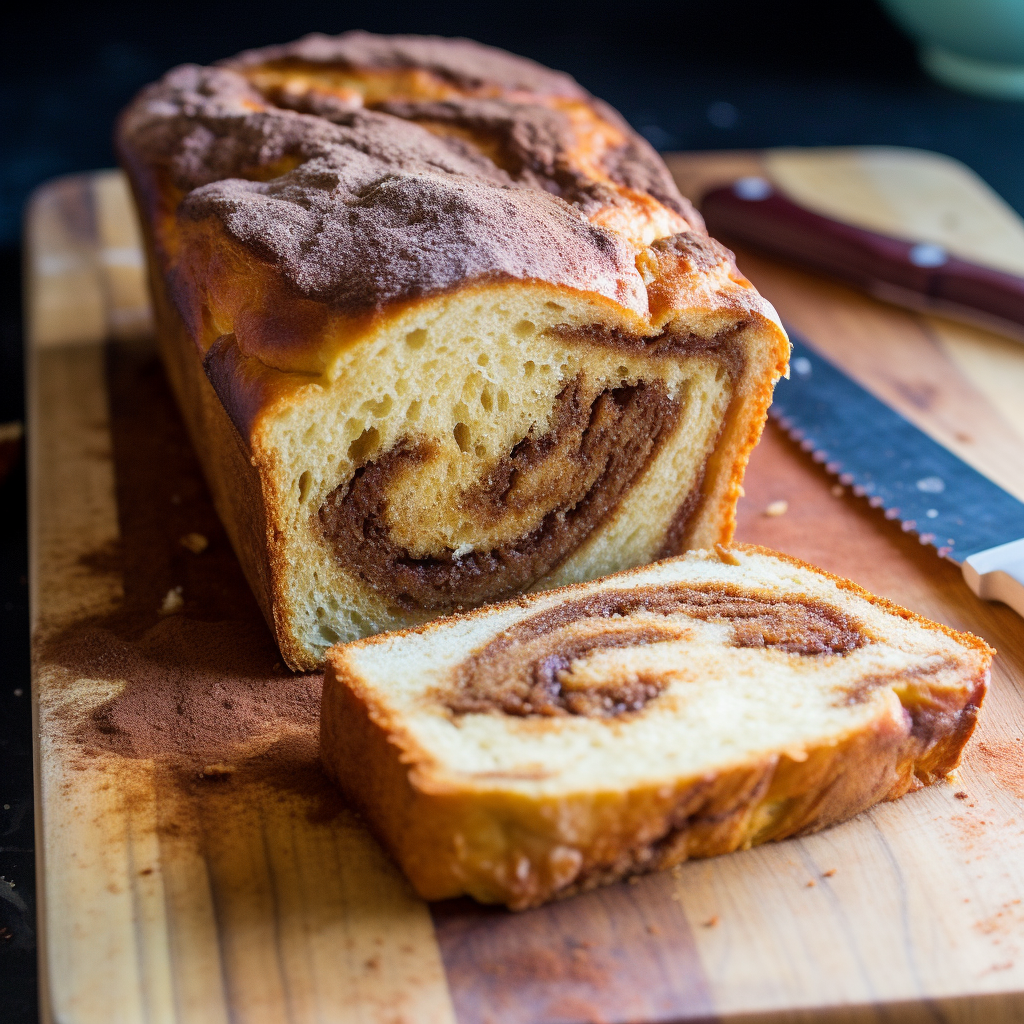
[69,616,321,766]
[41,343,325,792]
[971,740,1024,799]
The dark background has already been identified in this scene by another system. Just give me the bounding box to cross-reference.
[3,2,1023,1019]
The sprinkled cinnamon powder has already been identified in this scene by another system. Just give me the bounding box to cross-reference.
[117,32,701,333]
[41,343,324,783]
[971,740,1024,799]
[69,616,321,765]
[470,945,608,987]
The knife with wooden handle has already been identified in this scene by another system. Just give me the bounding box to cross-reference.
[702,177,1024,343]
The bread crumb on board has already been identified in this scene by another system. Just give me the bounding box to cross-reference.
[179,532,209,554]
[764,499,788,517]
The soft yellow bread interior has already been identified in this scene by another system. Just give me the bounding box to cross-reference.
[321,547,991,907]
[244,284,768,662]
[338,550,982,788]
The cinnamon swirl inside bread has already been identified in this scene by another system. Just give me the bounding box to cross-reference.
[117,32,789,669]
[320,546,992,909]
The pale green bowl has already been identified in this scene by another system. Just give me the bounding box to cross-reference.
[880,0,1024,99]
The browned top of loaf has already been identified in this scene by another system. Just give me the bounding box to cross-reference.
[224,31,590,98]
[116,32,702,317]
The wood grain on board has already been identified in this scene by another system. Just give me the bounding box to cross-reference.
[25,150,1024,1023]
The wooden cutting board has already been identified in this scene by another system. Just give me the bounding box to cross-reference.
[26,148,1024,1024]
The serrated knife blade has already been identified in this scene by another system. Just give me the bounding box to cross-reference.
[770,332,1024,618]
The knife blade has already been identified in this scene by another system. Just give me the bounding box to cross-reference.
[701,178,1024,344]
[770,332,1024,618]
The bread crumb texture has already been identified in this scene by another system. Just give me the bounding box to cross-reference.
[321,546,991,909]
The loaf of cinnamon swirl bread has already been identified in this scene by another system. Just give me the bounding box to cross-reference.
[116,32,789,670]
[321,546,991,909]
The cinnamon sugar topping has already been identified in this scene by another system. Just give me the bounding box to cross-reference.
[116,32,702,321]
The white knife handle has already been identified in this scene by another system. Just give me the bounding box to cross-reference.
[962,538,1024,619]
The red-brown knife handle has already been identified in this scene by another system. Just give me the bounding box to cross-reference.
[701,179,1024,330]
[937,255,1024,326]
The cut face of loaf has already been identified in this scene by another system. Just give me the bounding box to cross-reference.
[116,32,789,669]
[205,276,785,668]
[320,546,992,910]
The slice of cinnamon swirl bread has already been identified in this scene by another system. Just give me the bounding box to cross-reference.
[117,32,788,670]
[321,546,992,910]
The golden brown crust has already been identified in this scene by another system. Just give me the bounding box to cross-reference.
[320,549,992,909]
[115,32,772,378]
[136,194,310,669]
[223,32,596,100]
[115,34,702,373]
